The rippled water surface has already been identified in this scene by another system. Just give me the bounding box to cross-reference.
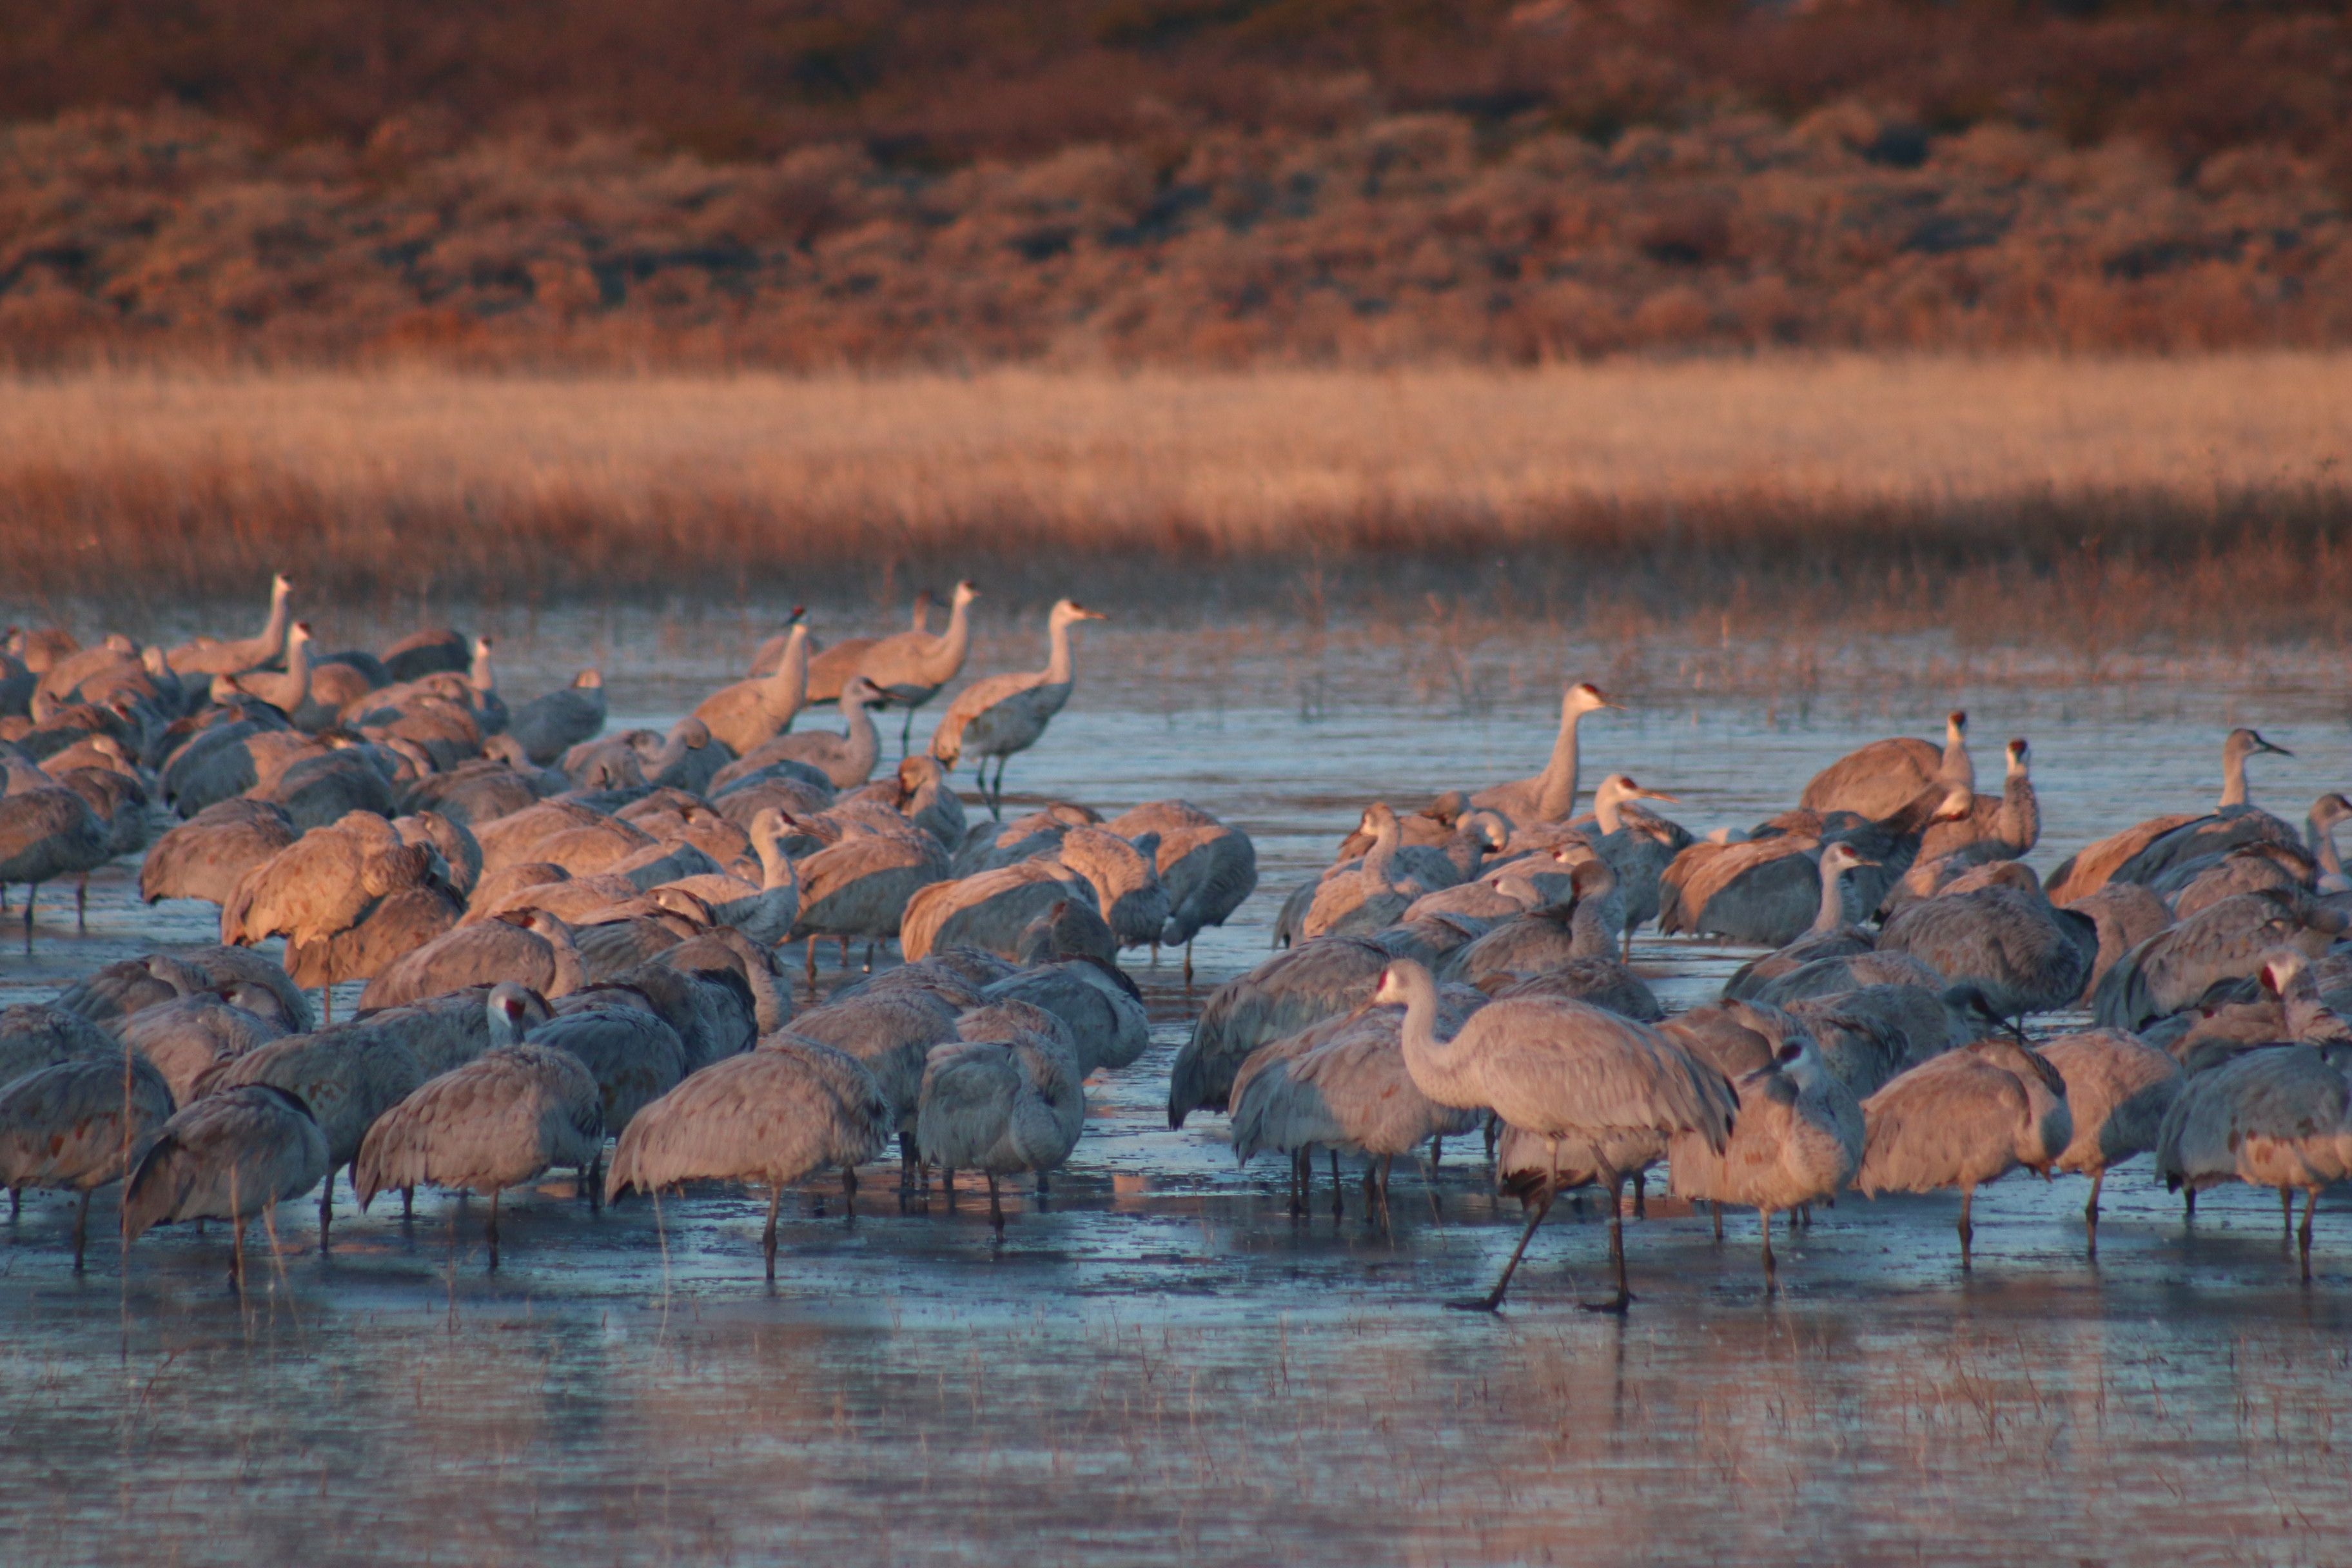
[4,622,2351,1566]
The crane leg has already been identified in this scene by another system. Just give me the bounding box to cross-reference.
[1631,1169,1647,1220]
[75,874,86,932]
[986,1173,1004,1234]
[1451,1184,1553,1312]
[585,1155,602,1213]
[9,1187,18,1222]
[1288,1149,1306,1217]
[764,1186,782,1282]
[1957,1187,1974,1269]
[2282,1184,2296,1239]
[838,936,850,970]
[72,1189,90,1272]
[943,1168,957,1210]
[1183,940,1195,984]
[841,1164,858,1223]
[22,886,34,954]
[486,1190,501,1271]
[1329,1149,1342,1220]
[1788,1208,1799,1238]
[1759,1208,1777,1293]
[402,1185,414,1221]
[1712,1202,1723,1242]
[318,1173,333,1254]
[2084,1169,2104,1238]
[899,708,914,756]
[1429,1135,1442,1171]
[805,940,818,994]
[2300,1188,2318,1282]
[900,1133,917,1196]
[2184,1186,2196,1223]
[1582,1174,1633,1314]
[1380,1155,1395,1228]
[320,987,332,1025]
[1420,1152,1442,1221]
[230,1213,248,1293]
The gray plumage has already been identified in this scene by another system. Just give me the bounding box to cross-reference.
[0,1052,175,1266]
[900,859,1097,963]
[1721,843,1879,999]
[1051,825,1168,948]
[1800,711,1969,821]
[50,953,212,1031]
[778,990,962,1147]
[524,1006,686,1137]
[1302,804,1435,941]
[1468,681,1618,827]
[1228,989,1487,1181]
[355,983,553,1077]
[929,600,1106,818]
[0,758,111,949]
[1583,774,1692,949]
[1168,935,1389,1127]
[121,1086,331,1284]
[202,1025,427,1247]
[1875,861,2097,1019]
[2157,1038,2352,1275]
[2043,727,2293,903]
[507,670,609,766]
[744,675,883,789]
[916,1003,1086,1229]
[791,827,951,956]
[982,961,1151,1075]
[2092,888,2346,1030]
[0,1002,120,1089]
[1378,956,1736,1310]
[2063,881,2174,1003]
[380,627,470,683]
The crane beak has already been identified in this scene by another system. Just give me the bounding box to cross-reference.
[2260,738,2295,757]
[1634,787,1680,803]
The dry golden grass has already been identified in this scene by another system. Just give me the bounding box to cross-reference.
[3,355,2348,649]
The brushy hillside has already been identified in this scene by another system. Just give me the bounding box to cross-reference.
[1,0,2349,366]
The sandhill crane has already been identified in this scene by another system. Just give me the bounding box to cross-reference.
[1229,983,1487,1221]
[202,1027,427,1249]
[1801,710,1972,821]
[2093,888,2346,1030]
[1440,862,1661,1022]
[737,674,882,789]
[917,1001,1086,1231]
[1916,738,2039,864]
[930,599,1106,819]
[797,589,934,701]
[1302,804,1435,941]
[2034,1028,2181,1244]
[507,671,609,765]
[1876,861,2096,1019]
[792,827,952,983]
[777,989,961,1184]
[851,580,979,753]
[1659,789,1968,946]
[358,908,586,1008]
[1,755,110,951]
[1377,957,1734,1311]
[358,983,553,1079]
[50,953,210,1032]
[1585,774,1690,952]
[122,1085,331,1288]
[210,620,314,718]
[2158,1040,2352,1279]
[1721,844,1880,999]
[1105,800,1257,977]
[2163,843,2314,918]
[0,1003,119,1105]
[899,858,1094,965]
[380,627,469,683]
[0,1052,175,1267]
[1049,826,1166,949]
[2064,881,2173,1002]
[1466,681,1620,828]
[651,809,800,946]
[1669,1033,1863,1289]
[2044,728,2296,903]
[141,799,299,906]
[167,573,293,677]
[609,1039,891,1277]
[1168,934,1390,1127]
[118,986,288,1104]
[524,1005,686,1144]
[696,621,810,756]
[222,812,463,1016]
[353,985,604,1267]
[1856,1037,2072,1266]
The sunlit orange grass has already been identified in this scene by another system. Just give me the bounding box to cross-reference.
[1,357,2347,649]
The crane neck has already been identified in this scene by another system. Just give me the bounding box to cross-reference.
[260,583,292,652]
[1937,730,1975,798]
[756,829,799,894]
[765,627,809,721]
[1567,892,1616,958]
[1044,616,1078,686]
[1593,789,1624,836]
[840,684,880,775]
[542,924,585,996]
[1531,705,1585,822]
[936,595,974,676]
[1809,859,1858,936]
[282,634,311,701]
[1389,961,1478,1109]
[469,645,496,696]
[2309,808,2346,879]
[1361,814,1403,886]
[2220,743,2251,809]
[1998,767,2039,852]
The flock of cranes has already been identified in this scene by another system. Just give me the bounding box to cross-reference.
[3,572,2351,1311]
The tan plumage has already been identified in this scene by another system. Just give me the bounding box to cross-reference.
[1800,710,1969,820]
[792,826,951,961]
[1857,1037,2072,1264]
[777,990,961,1153]
[141,800,299,906]
[0,1001,121,1088]
[1168,935,1391,1128]
[1106,800,1258,963]
[506,669,608,765]
[900,859,1097,963]
[167,572,293,677]
[916,1003,1086,1231]
[2157,1043,2352,1275]
[607,1040,891,1275]
[695,625,808,756]
[202,1025,427,1248]
[2035,1027,2181,1238]
[1669,1034,1863,1288]
[358,908,587,1008]
[118,988,288,1104]
[524,1006,685,1138]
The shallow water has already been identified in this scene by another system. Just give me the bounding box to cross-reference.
[4,623,2351,1566]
